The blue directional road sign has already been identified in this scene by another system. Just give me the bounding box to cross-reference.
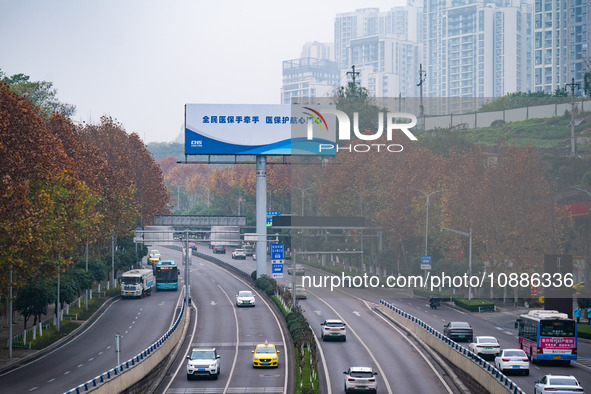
[272,263,283,279]
[270,243,284,261]
[421,256,431,270]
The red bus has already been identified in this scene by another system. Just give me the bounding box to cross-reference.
[516,310,577,363]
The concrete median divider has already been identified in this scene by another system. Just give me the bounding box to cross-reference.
[65,298,188,394]
[378,300,525,394]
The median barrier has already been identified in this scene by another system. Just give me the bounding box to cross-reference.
[379,299,525,394]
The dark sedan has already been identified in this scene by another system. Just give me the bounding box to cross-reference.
[213,245,226,254]
[443,321,473,342]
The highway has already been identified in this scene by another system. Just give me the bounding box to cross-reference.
[170,246,591,394]
[162,246,459,394]
[158,246,291,394]
[0,249,182,394]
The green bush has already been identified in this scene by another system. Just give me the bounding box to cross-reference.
[578,324,591,340]
[453,298,496,312]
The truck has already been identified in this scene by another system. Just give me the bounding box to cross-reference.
[121,269,154,298]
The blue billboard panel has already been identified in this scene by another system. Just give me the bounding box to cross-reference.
[185,104,335,156]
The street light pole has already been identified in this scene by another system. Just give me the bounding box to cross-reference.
[440,226,473,300]
[294,186,317,216]
[413,189,441,257]
[566,78,580,156]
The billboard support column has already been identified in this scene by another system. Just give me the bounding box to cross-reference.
[256,155,267,277]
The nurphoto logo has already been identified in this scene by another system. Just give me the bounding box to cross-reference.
[305,107,418,153]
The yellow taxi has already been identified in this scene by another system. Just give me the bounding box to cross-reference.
[148,249,161,265]
[252,341,279,368]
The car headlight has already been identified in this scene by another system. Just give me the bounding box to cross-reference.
[210,363,217,368]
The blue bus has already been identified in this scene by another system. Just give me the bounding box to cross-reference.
[154,260,179,291]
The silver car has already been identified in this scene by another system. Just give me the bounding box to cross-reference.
[186,348,220,380]
[343,366,378,393]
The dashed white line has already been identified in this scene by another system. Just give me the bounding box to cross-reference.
[125,330,129,334]
[64,371,70,375]
[28,387,37,391]
[98,351,103,355]
[47,379,55,383]
[504,331,512,335]
[495,327,503,331]
[106,346,111,349]
[88,357,94,361]
[77,364,83,368]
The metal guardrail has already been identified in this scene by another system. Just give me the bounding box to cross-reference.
[379,299,526,394]
[64,299,186,394]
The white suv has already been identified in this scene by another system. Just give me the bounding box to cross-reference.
[344,366,378,393]
[232,248,247,259]
[186,348,220,380]
[321,319,347,341]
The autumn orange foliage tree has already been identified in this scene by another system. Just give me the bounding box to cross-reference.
[0,82,169,295]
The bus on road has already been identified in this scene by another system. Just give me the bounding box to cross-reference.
[155,260,179,291]
[517,309,577,363]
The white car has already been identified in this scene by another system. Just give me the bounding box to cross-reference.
[236,290,255,307]
[321,319,346,341]
[494,348,529,375]
[232,248,247,259]
[295,285,308,299]
[343,366,378,394]
[534,375,585,394]
[186,348,220,380]
[468,336,501,360]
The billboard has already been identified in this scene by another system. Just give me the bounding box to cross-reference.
[185,104,336,156]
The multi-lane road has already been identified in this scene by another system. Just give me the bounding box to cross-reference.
[2,245,589,394]
[159,247,291,394]
[0,249,182,393]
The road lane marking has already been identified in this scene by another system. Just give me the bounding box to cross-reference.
[47,379,55,383]
[77,364,83,368]
[333,289,454,394]
[352,311,361,317]
[314,310,322,315]
[314,296,393,394]
[64,371,70,375]
[0,298,122,378]
[495,327,503,330]
[216,283,240,394]
[28,387,37,391]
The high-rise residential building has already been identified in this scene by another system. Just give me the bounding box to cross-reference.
[301,41,334,61]
[346,35,421,97]
[334,5,423,98]
[280,57,340,104]
[533,0,590,94]
[423,0,533,99]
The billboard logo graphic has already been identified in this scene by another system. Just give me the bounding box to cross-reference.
[303,107,329,137]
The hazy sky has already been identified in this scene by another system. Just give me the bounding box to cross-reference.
[1,0,405,143]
